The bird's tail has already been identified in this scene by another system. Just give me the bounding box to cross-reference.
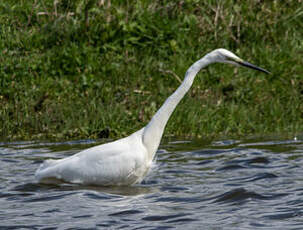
[35,159,60,182]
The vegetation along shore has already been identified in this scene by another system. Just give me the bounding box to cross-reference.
[0,1,302,141]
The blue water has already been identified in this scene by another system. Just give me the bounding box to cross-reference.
[1,135,303,229]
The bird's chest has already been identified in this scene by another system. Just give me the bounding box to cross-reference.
[129,160,152,185]
[125,150,152,185]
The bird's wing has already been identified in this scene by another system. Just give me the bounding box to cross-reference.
[35,129,146,185]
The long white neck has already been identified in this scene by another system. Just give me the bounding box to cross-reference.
[142,53,215,160]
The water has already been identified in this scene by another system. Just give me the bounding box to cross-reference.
[1,135,303,229]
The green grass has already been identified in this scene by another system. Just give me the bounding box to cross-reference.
[0,0,302,141]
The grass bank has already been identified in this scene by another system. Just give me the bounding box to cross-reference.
[0,0,302,141]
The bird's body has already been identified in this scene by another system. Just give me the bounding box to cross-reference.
[35,49,269,186]
[36,128,151,185]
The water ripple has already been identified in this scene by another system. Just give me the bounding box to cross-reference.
[109,209,143,216]
[22,192,75,203]
[213,188,287,204]
[142,213,190,221]
[0,135,303,229]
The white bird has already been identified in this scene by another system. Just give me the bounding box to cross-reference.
[35,49,269,186]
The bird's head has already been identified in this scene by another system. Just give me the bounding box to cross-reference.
[210,48,270,74]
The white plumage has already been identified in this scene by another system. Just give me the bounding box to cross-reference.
[35,49,269,186]
[36,128,150,185]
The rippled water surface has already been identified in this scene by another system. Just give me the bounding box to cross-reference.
[1,135,303,229]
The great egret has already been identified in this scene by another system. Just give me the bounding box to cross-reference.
[35,49,269,186]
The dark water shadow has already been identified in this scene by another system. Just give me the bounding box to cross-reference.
[212,188,288,205]
[13,182,158,197]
